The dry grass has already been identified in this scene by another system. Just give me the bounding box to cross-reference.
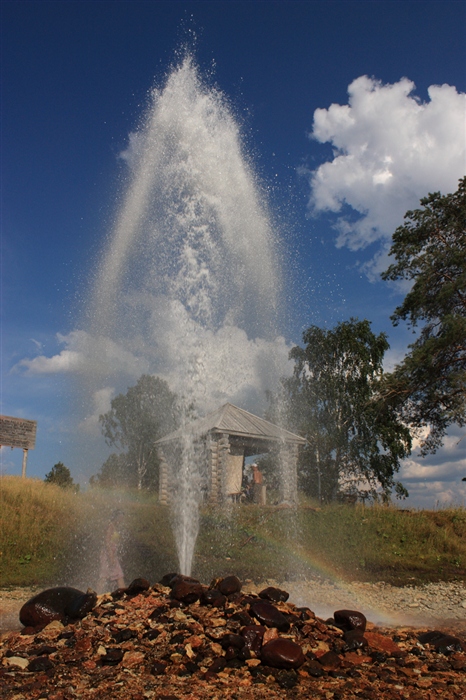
[1,477,466,588]
[0,476,81,585]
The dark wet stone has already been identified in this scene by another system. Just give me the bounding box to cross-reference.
[201,589,227,607]
[343,629,368,651]
[209,657,227,673]
[241,625,266,653]
[171,580,204,604]
[224,646,238,660]
[126,577,150,595]
[333,609,367,632]
[227,657,245,668]
[101,648,124,665]
[166,573,201,589]
[260,638,306,669]
[237,646,251,660]
[113,628,135,643]
[249,600,290,632]
[27,656,54,672]
[238,595,256,606]
[418,630,447,645]
[303,659,325,677]
[149,605,169,620]
[58,631,75,640]
[171,632,187,644]
[318,650,341,669]
[258,586,289,603]
[66,590,97,619]
[178,665,192,677]
[159,573,179,587]
[433,635,464,654]
[230,610,253,626]
[329,669,347,679]
[19,587,97,627]
[143,628,161,640]
[30,645,57,656]
[220,633,245,650]
[150,659,167,675]
[110,587,127,600]
[297,606,315,621]
[409,646,427,657]
[275,668,298,688]
[184,661,199,674]
[226,591,243,604]
[216,575,242,596]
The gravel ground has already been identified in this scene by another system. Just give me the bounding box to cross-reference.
[0,588,39,635]
[2,578,466,700]
[2,577,466,634]
[246,578,466,631]
[240,577,466,632]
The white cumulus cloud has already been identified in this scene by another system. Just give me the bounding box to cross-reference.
[306,76,466,276]
[13,330,150,378]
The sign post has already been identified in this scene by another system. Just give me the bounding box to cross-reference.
[0,415,37,478]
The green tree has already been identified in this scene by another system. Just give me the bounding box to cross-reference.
[273,319,411,502]
[381,177,466,454]
[96,375,178,490]
[44,462,78,490]
[89,453,128,489]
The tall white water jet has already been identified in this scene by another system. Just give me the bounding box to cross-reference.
[87,56,289,575]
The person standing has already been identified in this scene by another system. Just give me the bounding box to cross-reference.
[251,464,266,505]
[98,509,125,592]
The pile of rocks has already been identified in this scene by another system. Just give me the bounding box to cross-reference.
[1,574,465,699]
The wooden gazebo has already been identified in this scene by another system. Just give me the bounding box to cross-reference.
[155,403,306,506]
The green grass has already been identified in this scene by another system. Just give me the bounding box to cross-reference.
[1,476,466,588]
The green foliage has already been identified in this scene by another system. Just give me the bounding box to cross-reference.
[93,375,178,490]
[271,319,411,502]
[44,462,78,490]
[381,177,466,453]
[90,453,129,489]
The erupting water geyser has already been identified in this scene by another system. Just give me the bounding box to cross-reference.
[87,56,290,575]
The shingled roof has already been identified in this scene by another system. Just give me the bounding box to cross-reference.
[155,402,307,445]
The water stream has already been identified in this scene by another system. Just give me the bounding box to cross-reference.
[88,56,288,574]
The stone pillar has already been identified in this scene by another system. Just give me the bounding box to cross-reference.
[158,449,170,505]
[278,443,299,506]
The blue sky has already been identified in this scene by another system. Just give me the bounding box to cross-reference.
[1,0,465,507]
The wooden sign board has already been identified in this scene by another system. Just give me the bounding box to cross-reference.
[0,415,37,450]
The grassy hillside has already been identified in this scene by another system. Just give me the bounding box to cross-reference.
[1,476,465,588]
